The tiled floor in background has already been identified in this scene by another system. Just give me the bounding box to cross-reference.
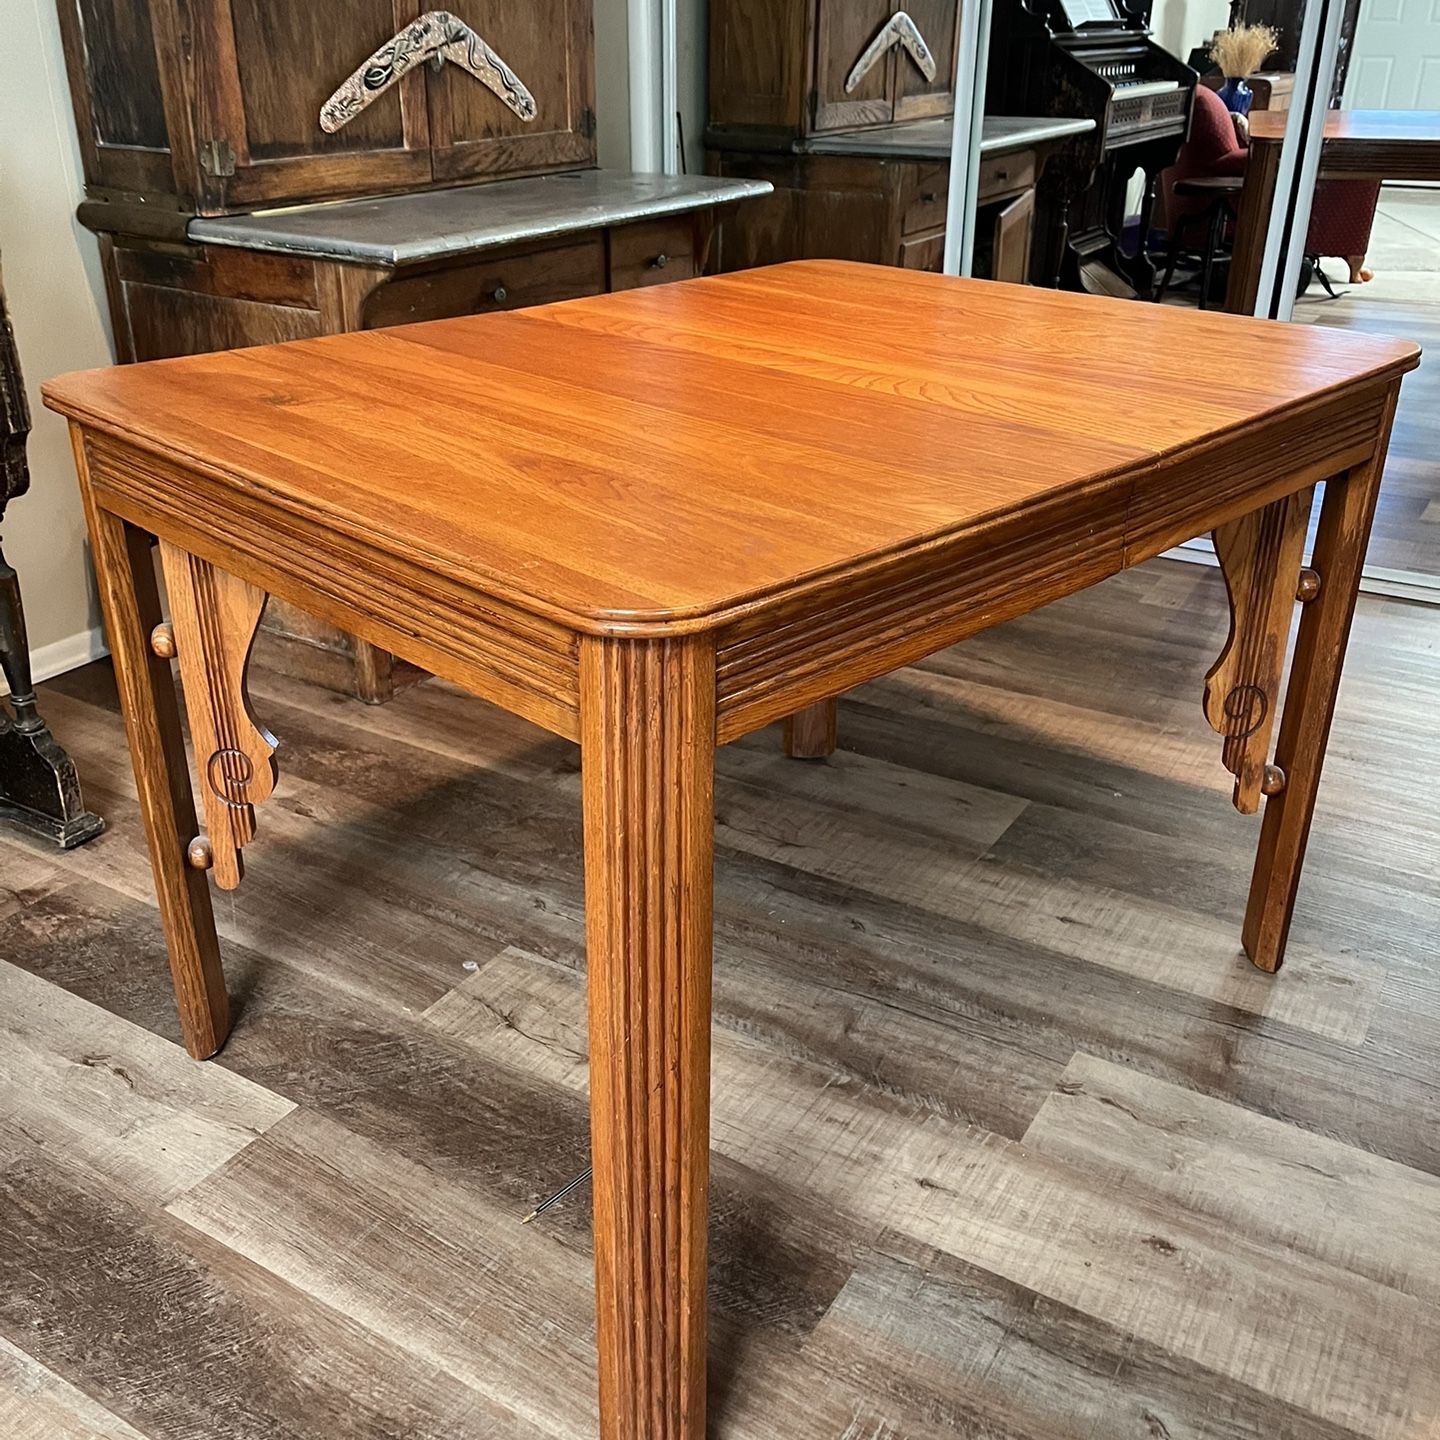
[1295,185,1440,582]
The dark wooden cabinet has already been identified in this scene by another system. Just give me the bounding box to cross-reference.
[709,139,1042,281]
[894,0,958,120]
[709,0,961,142]
[813,1,897,131]
[55,0,769,701]
[426,0,596,184]
[706,0,1072,287]
[55,0,596,215]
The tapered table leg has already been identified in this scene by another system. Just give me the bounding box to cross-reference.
[783,697,838,759]
[581,634,715,1440]
[1243,445,1389,972]
[1225,135,1281,314]
[80,487,229,1057]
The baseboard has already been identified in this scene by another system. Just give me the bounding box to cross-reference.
[4,626,110,692]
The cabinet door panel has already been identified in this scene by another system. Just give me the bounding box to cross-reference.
[188,0,433,213]
[893,0,959,121]
[232,1,410,158]
[77,0,169,148]
[899,230,945,270]
[56,0,174,196]
[813,1,896,131]
[428,0,596,182]
[991,187,1035,286]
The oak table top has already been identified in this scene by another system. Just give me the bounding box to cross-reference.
[46,261,1413,632]
[1248,107,1440,151]
[1227,110,1440,313]
[45,263,1418,1440]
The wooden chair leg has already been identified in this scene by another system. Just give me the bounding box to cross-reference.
[1198,200,1227,312]
[783,697,838,759]
[81,500,229,1057]
[1242,446,1389,972]
[581,635,714,1440]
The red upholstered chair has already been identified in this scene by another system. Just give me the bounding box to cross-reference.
[1157,85,1381,306]
[1157,86,1250,308]
[1163,85,1249,236]
[1308,176,1383,279]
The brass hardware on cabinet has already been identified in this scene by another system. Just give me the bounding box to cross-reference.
[199,138,236,177]
[150,622,176,659]
[1296,567,1321,602]
[187,835,215,871]
[1261,764,1287,796]
[492,285,509,303]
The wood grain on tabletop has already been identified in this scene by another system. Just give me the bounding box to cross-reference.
[41,261,1418,630]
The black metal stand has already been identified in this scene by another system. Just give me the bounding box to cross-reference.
[0,537,104,847]
[1,261,103,848]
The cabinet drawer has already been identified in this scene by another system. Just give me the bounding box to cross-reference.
[900,165,949,235]
[977,150,1036,202]
[363,240,605,328]
[609,217,697,290]
[899,230,945,271]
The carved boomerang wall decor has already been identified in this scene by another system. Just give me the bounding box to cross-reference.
[320,10,537,134]
[845,11,938,94]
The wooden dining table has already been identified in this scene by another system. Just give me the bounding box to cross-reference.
[1226,108,1440,314]
[44,262,1417,1439]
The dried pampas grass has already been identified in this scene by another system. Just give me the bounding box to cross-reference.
[1209,24,1279,79]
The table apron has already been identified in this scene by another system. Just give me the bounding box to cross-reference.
[715,382,1389,744]
[76,371,1393,753]
[79,430,583,741]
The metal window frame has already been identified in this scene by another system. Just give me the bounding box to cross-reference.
[628,0,679,175]
[938,0,1343,300]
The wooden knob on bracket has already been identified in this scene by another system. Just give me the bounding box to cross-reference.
[1261,764,1287,797]
[1296,569,1321,603]
[187,835,214,871]
[151,622,176,659]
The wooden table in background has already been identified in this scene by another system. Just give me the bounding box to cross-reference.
[1226,109,1440,314]
[44,263,1416,1439]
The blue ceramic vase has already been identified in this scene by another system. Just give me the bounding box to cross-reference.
[1216,76,1254,115]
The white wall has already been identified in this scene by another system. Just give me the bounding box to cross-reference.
[595,0,634,169]
[1,0,114,682]
[1151,0,1232,67]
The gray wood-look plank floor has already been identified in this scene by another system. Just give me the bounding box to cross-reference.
[3,558,1438,1439]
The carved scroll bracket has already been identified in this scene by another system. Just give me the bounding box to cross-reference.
[320,11,537,134]
[156,543,277,891]
[846,11,937,94]
[1203,488,1312,814]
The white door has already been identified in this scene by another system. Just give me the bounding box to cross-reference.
[1345,0,1440,108]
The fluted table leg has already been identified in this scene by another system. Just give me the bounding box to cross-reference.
[580,633,715,1440]
[81,497,229,1057]
[1243,424,1392,971]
